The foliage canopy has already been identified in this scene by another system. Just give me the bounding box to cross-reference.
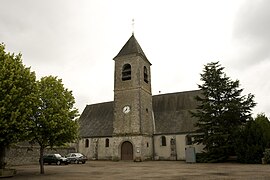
[0,43,38,168]
[0,44,79,172]
[30,76,79,148]
[29,76,79,174]
[235,113,270,163]
[191,62,256,162]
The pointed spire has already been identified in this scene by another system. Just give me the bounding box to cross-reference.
[113,34,148,61]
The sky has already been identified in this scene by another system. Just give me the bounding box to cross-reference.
[1,0,270,118]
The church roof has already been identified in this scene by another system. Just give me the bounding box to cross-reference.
[79,90,201,138]
[152,90,200,134]
[114,34,148,61]
[79,101,114,138]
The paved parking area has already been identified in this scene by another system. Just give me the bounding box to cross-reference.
[7,161,270,180]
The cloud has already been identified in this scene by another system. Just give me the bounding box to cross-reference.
[231,0,270,67]
[1,0,269,117]
[240,60,270,116]
[0,0,90,66]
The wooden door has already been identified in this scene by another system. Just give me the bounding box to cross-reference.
[121,141,133,160]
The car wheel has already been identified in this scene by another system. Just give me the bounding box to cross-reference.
[82,161,86,164]
[56,161,61,165]
[75,160,78,164]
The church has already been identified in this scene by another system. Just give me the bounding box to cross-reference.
[78,34,203,161]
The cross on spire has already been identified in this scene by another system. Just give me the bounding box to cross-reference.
[132,19,135,35]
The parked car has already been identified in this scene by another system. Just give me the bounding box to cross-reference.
[65,153,88,164]
[41,154,69,165]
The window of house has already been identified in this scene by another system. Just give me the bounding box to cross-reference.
[144,66,148,83]
[85,139,89,148]
[122,64,131,81]
[186,135,192,145]
[105,138,109,147]
[161,136,166,146]
[170,138,175,145]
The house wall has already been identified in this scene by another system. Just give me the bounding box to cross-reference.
[78,136,153,161]
[111,135,153,161]
[78,138,109,160]
[153,134,204,160]
[79,134,204,161]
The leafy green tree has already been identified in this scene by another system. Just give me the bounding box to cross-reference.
[191,62,256,162]
[254,113,270,148]
[0,43,38,169]
[235,113,270,163]
[29,76,79,174]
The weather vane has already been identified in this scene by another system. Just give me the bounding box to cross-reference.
[132,18,135,35]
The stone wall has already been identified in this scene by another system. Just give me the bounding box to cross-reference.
[79,135,154,161]
[113,54,153,137]
[6,145,76,166]
[153,134,204,161]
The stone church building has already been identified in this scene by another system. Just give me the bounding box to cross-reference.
[78,34,203,161]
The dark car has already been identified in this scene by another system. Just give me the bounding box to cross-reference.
[41,154,69,165]
[65,153,88,164]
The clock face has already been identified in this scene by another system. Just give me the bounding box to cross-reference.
[123,105,131,114]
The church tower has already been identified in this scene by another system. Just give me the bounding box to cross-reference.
[112,34,154,161]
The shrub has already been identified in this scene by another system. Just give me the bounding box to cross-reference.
[263,149,270,164]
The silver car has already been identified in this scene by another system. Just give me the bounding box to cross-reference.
[65,153,88,164]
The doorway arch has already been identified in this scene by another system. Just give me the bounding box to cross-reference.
[121,141,133,160]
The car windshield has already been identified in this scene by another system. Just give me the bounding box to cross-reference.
[55,154,62,158]
[67,153,83,157]
[75,153,84,157]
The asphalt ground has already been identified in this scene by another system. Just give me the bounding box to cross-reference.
[5,161,270,180]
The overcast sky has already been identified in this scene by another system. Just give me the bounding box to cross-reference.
[1,0,270,117]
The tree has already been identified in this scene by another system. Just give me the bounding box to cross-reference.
[235,113,270,163]
[29,76,79,174]
[191,62,256,162]
[0,43,38,169]
[254,113,270,148]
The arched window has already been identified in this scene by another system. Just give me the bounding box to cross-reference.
[85,139,89,148]
[161,136,166,146]
[144,66,148,83]
[122,64,131,81]
[105,138,109,147]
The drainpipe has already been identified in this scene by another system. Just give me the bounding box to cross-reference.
[152,110,156,160]
[175,136,177,160]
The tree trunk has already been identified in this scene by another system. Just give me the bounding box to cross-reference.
[39,146,45,174]
[0,144,6,169]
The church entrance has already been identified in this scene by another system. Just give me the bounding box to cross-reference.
[121,141,133,160]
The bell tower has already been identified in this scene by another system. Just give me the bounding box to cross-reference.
[112,34,154,161]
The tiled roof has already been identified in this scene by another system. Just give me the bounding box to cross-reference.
[114,34,148,61]
[79,90,201,138]
[152,90,200,134]
[79,101,114,138]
